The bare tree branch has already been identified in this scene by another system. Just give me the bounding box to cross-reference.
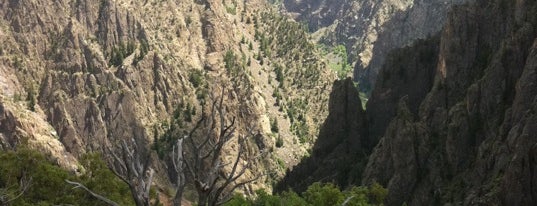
[215,175,263,206]
[106,137,153,206]
[212,134,268,206]
[170,88,266,206]
[65,179,119,206]
[341,195,355,206]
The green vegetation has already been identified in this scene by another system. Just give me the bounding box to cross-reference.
[188,66,208,101]
[285,98,310,144]
[26,85,36,111]
[108,39,150,67]
[185,16,192,27]
[270,117,279,133]
[109,41,135,67]
[189,69,204,88]
[224,0,237,15]
[0,148,135,205]
[253,10,334,144]
[77,153,137,205]
[224,50,238,75]
[46,32,68,61]
[353,81,369,109]
[134,40,150,65]
[275,135,284,148]
[326,45,353,79]
[274,64,285,88]
[153,101,192,158]
[276,158,286,169]
[223,49,254,98]
[184,102,195,122]
[225,182,387,206]
[226,5,237,15]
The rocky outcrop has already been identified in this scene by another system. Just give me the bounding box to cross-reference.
[276,36,440,194]
[0,99,78,171]
[363,98,430,205]
[366,36,440,142]
[275,78,367,192]
[361,0,537,205]
[314,78,369,155]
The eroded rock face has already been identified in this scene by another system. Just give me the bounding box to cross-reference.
[280,0,537,205]
[0,0,337,196]
[363,98,430,205]
[275,78,368,193]
[283,0,350,31]
[283,0,470,90]
[366,36,440,142]
[314,78,368,155]
[362,0,537,205]
[0,99,78,171]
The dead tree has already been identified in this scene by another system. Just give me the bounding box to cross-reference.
[65,179,119,206]
[63,138,153,206]
[173,91,264,206]
[171,138,186,206]
[107,138,154,206]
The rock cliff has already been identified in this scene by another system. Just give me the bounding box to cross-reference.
[279,0,537,205]
[283,0,469,90]
[363,0,537,204]
[275,78,368,193]
[276,32,440,195]
[0,0,336,199]
[366,36,440,145]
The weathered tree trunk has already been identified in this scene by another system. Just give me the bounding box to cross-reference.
[107,139,154,206]
[172,139,186,206]
[133,197,146,206]
[130,185,150,206]
[198,193,208,206]
[173,188,183,206]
